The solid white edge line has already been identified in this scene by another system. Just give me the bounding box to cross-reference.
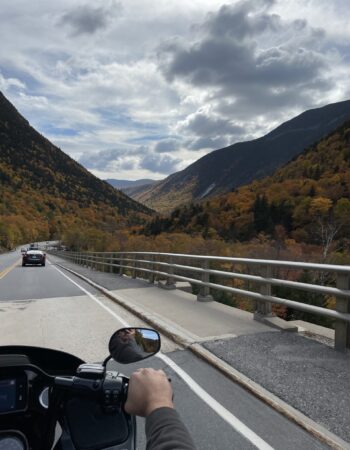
[52,263,275,450]
[157,352,274,450]
[52,264,129,327]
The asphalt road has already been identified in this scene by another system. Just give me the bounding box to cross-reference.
[0,249,330,450]
[0,248,21,276]
[204,332,350,442]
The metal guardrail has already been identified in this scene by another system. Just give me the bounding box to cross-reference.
[49,250,350,351]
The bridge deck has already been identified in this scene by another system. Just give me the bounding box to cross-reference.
[50,255,350,445]
[80,270,273,339]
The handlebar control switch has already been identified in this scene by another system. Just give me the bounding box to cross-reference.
[76,364,105,379]
[102,371,124,414]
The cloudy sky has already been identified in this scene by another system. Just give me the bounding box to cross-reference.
[1,0,349,181]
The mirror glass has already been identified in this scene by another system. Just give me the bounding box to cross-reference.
[109,328,160,364]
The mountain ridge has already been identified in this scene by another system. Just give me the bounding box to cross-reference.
[132,100,350,213]
[142,119,350,247]
[106,178,158,189]
[0,91,151,248]
[106,178,158,197]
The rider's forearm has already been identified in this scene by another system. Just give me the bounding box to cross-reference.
[145,407,196,450]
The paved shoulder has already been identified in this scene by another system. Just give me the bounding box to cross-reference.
[204,331,350,443]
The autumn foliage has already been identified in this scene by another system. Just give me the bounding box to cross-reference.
[0,91,151,250]
[141,121,350,263]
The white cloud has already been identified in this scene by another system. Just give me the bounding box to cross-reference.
[0,0,349,180]
[0,72,26,91]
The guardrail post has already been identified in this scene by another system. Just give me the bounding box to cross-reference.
[197,259,213,302]
[109,253,114,273]
[119,253,124,276]
[165,256,176,289]
[140,255,145,281]
[149,255,155,284]
[254,265,273,319]
[132,255,137,279]
[158,256,176,289]
[335,273,350,351]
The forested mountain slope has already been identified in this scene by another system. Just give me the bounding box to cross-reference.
[143,121,350,249]
[134,100,350,213]
[0,92,151,248]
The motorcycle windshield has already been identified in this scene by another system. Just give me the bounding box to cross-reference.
[0,346,84,375]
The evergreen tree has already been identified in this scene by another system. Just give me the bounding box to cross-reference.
[253,195,273,234]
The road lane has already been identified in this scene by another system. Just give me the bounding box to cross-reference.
[0,250,330,449]
[0,249,21,274]
[0,258,20,280]
[0,250,180,360]
[0,253,84,301]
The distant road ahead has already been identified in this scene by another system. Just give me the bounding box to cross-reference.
[0,250,84,301]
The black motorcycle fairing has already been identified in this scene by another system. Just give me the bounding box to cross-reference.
[0,346,85,450]
[0,328,154,450]
[0,369,54,450]
[0,346,84,375]
[65,397,130,450]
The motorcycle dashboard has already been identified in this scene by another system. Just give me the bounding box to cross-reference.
[0,364,53,450]
[0,373,28,415]
[0,347,81,417]
[0,431,28,450]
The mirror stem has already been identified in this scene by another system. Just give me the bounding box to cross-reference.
[103,355,112,367]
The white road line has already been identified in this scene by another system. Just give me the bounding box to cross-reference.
[157,352,274,450]
[53,264,275,450]
[52,264,129,328]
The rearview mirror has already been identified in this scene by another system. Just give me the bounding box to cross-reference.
[109,328,161,364]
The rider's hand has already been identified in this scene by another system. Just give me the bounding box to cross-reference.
[125,368,174,417]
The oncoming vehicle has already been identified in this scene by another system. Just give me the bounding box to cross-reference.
[22,250,46,267]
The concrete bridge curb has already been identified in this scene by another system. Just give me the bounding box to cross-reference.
[54,262,350,450]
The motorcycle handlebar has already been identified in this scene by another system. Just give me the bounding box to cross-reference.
[55,371,128,413]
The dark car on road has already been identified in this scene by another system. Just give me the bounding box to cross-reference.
[22,250,46,267]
